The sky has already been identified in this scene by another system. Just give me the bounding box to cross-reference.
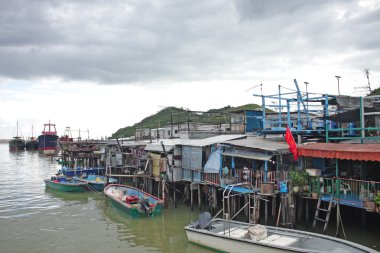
[1,0,380,139]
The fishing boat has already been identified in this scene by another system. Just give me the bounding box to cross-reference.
[25,137,38,150]
[9,122,25,151]
[38,121,58,154]
[104,184,164,217]
[61,166,105,177]
[185,217,378,253]
[25,125,38,150]
[79,175,117,191]
[44,176,87,192]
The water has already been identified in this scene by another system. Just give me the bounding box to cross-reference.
[0,144,211,253]
[0,143,379,253]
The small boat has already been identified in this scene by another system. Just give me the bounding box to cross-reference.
[44,176,87,192]
[185,216,377,253]
[61,166,105,177]
[79,175,117,191]
[104,184,164,217]
[9,122,25,151]
[38,121,58,154]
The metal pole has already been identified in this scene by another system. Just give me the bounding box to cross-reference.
[335,76,341,95]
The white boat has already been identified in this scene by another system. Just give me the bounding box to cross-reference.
[185,217,377,253]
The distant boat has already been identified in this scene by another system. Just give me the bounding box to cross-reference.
[104,184,164,217]
[79,175,117,191]
[25,125,38,150]
[44,176,87,192]
[9,122,25,151]
[38,121,58,154]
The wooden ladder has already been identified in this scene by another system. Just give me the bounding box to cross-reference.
[313,195,333,233]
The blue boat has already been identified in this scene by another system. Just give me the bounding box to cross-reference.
[80,175,117,191]
[61,166,105,177]
[104,184,164,217]
[44,177,87,192]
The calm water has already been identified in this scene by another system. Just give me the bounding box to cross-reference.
[0,143,379,253]
[0,143,211,253]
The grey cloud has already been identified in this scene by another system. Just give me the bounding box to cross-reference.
[0,0,379,84]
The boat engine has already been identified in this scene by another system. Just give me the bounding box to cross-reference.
[139,199,152,215]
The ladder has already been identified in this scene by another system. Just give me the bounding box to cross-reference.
[313,194,333,233]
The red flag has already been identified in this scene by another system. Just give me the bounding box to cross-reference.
[285,126,298,161]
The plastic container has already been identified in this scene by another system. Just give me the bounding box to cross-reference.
[280,181,288,193]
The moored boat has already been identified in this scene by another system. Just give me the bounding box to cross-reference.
[38,121,58,154]
[9,122,25,151]
[61,166,105,177]
[79,175,117,191]
[185,217,378,253]
[25,137,38,150]
[25,125,38,150]
[44,177,87,192]
[9,137,25,151]
[104,184,164,217]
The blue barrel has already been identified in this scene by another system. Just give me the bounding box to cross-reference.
[280,181,288,193]
[348,122,357,136]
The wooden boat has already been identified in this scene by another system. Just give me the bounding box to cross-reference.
[185,217,378,253]
[44,177,87,192]
[104,184,164,217]
[79,175,117,191]
[9,121,25,151]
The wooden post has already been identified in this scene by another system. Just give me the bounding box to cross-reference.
[191,184,194,211]
[264,196,268,225]
[198,184,201,210]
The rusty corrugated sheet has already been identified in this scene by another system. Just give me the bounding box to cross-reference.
[298,143,380,161]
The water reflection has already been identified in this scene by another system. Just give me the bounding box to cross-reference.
[45,188,89,203]
[101,199,213,253]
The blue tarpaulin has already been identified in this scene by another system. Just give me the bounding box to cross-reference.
[204,148,222,173]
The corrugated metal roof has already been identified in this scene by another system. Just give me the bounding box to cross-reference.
[298,143,380,161]
[144,135,246,152]
[223,149,273,161]
[184,134,246,147]
[221,136,290,153]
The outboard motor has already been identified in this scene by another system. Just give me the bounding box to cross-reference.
[139,199,151,215]
[195,212,212,230]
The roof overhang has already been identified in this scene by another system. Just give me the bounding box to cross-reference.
[298,143,380,161]
[223,148,274,161]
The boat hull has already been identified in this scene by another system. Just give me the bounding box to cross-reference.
[44,179,87,192]
[9,139,25,151]
[185,219,377,253]
[82,176,117,191]
[38,134,58,153]
[62,167,104,177]
[186,228,287,253]
[25,140,38,150]
[104,184,163,218]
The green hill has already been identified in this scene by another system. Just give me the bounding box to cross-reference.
[369,87,380,96]
[111,104,264,138]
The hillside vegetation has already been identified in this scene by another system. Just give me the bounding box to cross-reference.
[369,87,380,96]
[111,104,264,138]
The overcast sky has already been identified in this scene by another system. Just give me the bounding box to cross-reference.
[1,0,380,139]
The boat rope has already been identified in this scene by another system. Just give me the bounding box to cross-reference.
[86,183,103,193]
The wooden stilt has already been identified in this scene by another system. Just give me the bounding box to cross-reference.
[198,184,201,210]
[361,208,367,227]
[190,184,194,211]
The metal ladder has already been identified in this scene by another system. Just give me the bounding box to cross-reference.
[313,194,333,233]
